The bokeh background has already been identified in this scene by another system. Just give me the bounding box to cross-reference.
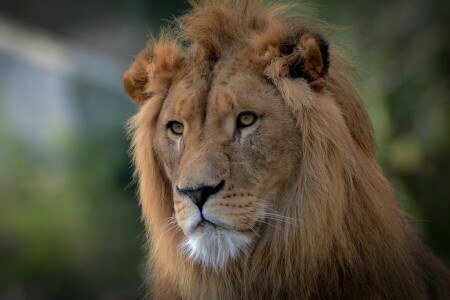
[0,0,449,299]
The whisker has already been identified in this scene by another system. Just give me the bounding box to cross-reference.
[252,198,304,227]
[254,218,282,232]
[243,223,260,237]
[154,215,180,250]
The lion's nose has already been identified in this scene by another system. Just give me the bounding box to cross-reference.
[178,180,225,210]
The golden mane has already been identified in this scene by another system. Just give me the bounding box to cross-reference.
[124,0,450,299]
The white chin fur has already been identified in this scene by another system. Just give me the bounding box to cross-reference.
[179,224,252,271]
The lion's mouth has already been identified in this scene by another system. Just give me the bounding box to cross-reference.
[198,219,222,231]
[201,213,236,231]
[199,219,214,227]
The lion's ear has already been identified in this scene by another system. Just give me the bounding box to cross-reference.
[122,48,152,105]
[288,32,329,92]
[122,39,183,105]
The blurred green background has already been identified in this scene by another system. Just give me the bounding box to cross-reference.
[0,0,448,299]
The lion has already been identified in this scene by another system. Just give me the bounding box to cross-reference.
[122,0,450,299]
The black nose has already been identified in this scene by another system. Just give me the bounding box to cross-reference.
[178,180,225,210]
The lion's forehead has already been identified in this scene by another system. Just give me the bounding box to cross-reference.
[164,59,278,128]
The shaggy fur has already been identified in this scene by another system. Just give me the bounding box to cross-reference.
[122,1,450,299]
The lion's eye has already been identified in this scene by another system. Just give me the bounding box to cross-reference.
[237,112,257,128]
[167,121,184,135]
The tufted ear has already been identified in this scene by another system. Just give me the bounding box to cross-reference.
[122,48,152,105]
[122,38,183,105]
[261,31,330,92]
[287,32,329,92]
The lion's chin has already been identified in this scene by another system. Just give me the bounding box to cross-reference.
[178,222,252,271]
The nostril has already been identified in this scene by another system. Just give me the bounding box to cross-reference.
[178,180,225,210]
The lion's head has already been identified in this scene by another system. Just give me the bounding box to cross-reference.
[122,1,449,299]
[124,0,373,283]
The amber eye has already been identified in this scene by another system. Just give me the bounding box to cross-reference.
[237,112,258,128]
[167,121,184,135]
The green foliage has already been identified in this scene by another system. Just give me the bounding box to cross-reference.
[0,122,144,298]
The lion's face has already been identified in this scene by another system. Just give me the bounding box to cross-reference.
[152,58,301,269]
[123,18,333,270]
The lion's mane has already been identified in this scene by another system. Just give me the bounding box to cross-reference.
[124,1,450,299]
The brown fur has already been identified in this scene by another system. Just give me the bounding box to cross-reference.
[123,1,450,299]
